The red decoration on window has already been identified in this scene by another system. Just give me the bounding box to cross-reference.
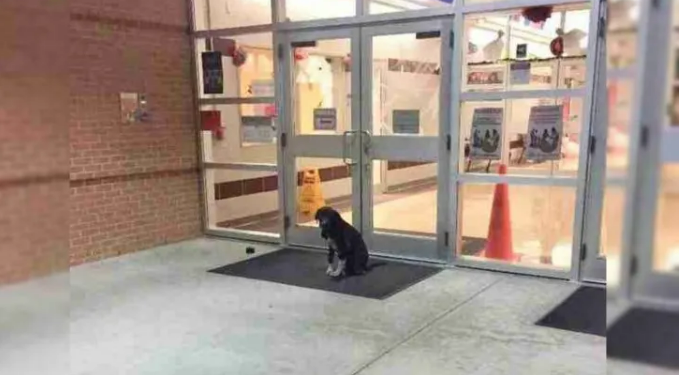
[232,47,247,67]
[550,36,564,57]
[264,104,277,118]
[294,48,308,61]
[522,6,553,23]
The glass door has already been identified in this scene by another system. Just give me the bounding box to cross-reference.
[623,0,679,305]
[280,20,450,263]
[360,20,451,262]
[280,27,362,249]
[580,0,609,284]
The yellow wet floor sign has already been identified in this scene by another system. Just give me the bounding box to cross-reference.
[298,168,325,221]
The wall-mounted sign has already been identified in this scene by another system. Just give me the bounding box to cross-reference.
[313,108,337,131]
[202,51,224,94]
[242,116,274,144]
[120,93,149,123]
[393,110,420,134]
[526,105,564,161]
[510,62,531,85]
[516,43,528,59]
[470,108,503,160]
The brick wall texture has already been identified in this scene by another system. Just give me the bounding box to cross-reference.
[68,0,202,266]
[0,0,70,284]
[0,0,203,284]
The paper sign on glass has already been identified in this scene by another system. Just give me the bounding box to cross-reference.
[469,108,503,160]
[526,105,564,161]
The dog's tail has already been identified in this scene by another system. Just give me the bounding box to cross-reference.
[366,261,388,271]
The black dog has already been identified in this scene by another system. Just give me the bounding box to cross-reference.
[315,206,374,278]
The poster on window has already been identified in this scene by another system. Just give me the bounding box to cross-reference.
[469,108,503,160]
[242,116,274,144]
[526,105,564,161]
[202,51,224,94]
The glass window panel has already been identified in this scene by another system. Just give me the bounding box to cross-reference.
[459,98,583,178]
[206,167,280,235]
[285,0,355,22]
[462,4,590,93]
[372,33,440,137]
[295,157,353,227]
[369,0,452,15]
[195,34,274,99]
[194,0,272,30]
[292,39,352,135]
[458,183,575,271]
[651,0,679,274]
[199,104,278,163]
[371,160,437,236]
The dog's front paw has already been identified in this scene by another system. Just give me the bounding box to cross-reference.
[326,265,334,275]
[329,269,343,278]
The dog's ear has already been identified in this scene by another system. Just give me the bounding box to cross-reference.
[314,206,329,221]
[330,209,343,224]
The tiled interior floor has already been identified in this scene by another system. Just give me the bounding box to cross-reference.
[0,238,610,375]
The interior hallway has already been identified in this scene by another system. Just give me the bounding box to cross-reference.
[1,238,605,375]
[240,182,578,269]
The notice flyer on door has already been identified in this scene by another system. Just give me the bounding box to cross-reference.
[470,107,503,160]
[526,105,564,161]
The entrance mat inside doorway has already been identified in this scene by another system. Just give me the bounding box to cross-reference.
[535,286,606,337]
[607,308,679,370]
[208,248,441,300]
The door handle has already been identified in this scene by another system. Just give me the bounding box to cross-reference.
[360,130,372,163]
[342,130,358,166]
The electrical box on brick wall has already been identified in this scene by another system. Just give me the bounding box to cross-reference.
[120,93,150,123]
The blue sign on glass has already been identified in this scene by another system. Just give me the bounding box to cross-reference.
[393,110,420,134]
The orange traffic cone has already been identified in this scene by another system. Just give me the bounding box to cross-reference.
[484,164,514,261]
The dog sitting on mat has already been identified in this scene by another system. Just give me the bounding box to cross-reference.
[315,206,379,278]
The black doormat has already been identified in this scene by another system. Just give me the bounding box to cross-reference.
[208,248,441,300]
[607,308,679,370]
[535,286,606,337]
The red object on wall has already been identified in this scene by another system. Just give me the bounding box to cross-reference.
[213,38,236,56]
[201,110,221,131]
[201,110,223,139]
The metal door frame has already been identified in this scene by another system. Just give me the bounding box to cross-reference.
[278,18,452,263]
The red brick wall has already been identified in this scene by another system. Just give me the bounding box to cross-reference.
[68,0,202,265]
[0,1,70,284]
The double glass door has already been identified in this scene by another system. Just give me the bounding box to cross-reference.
[280,19,452,262]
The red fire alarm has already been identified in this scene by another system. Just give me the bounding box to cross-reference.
[201,110,224,140]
